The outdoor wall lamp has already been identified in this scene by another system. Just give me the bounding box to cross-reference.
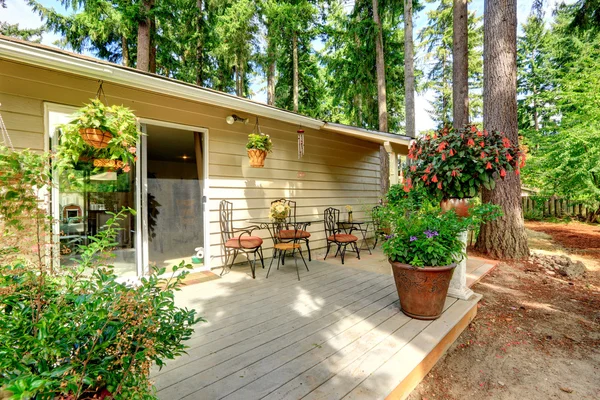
[225,114,249,125]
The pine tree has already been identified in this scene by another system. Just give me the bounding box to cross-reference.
[418,0,482,128]
[322,0,405,132]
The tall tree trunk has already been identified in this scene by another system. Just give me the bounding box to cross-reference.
[404,0,415,138]
[196,0,204,86]
[373,0,390,196]
[121,36,130,67]
[267,34,275,105]
[137,0,153,71]
[476,0,529,260]
[149,15,156,73]
[292,31,299,112]
[453,0,469,128]
[372,0,388,133]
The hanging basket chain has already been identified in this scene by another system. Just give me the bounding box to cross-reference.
[96,80,108,104]
[0,103,14,150]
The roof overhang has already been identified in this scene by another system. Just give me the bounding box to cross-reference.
[0,36,412,149]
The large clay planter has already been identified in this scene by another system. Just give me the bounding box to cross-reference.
[440,197,472,218]
[247,149,267,168]
[390,261,456,320]
[79,128,113,149]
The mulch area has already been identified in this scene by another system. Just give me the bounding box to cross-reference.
[525,221,600,257]
[408,223,600,400]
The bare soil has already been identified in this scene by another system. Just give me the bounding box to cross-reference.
[408,221,600,400]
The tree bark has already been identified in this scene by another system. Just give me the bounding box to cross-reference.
[149,15,156,73]
[292,31,299,112]
[373,0,388,133]
[121,36,129,67]
[136,0,153,71]
[196,0,204,86]
[452,0,469,128]
[404,0,415,137]
[380,146,390,196]
[476,0,529,260]
[267,34,275,105]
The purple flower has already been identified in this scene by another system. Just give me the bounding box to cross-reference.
[410,236,418,242]
[424,230,439,239]
[385,234,395,240]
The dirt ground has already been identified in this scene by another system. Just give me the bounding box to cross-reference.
[408,221,600,400]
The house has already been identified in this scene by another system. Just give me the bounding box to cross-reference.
[0,35,410,277]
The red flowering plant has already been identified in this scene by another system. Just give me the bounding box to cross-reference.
[403,125,525,199]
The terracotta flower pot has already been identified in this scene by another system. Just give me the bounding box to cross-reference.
[389,261,456,320]
[79,128,113,149]
[247,149,267,168]
[440,197,473,218]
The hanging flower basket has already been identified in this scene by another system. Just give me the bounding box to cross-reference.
[246,118,273,168]
[55,98,140,172]
[80,128,113,149]
[247,149,267,168]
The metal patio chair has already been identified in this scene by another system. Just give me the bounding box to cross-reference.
[323,207,360,264]
[219,200,264,279]
[271,198,312,261]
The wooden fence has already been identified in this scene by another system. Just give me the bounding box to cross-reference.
[522,196,594,219]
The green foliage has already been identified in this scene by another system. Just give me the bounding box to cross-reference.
[417,0,483,127]
[321,0,407,132]
[246,133,273,152]
[380,195,502,267]
[519,5,600,216]
[404,125,524,200]
[55,99,140,172]
[0,149,202,399]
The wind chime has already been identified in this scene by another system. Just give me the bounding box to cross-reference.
[297,126,305,159]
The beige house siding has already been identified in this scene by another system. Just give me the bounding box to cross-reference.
[0,59,381,268]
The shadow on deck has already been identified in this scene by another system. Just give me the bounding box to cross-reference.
[152,250,495,400]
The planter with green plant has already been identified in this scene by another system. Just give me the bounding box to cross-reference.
[246,132,273,168]
[404,125,525,216]
[56,99,140,172]
[0,147,202,399]
[380,191,501,319]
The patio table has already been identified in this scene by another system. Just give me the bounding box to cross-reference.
[337,220,374,254]
[245,217,322,280]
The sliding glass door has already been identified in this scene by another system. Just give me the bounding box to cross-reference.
[48,105,208,278]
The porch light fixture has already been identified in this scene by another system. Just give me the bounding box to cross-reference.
[225,114,249,125]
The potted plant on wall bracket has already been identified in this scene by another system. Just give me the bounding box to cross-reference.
[404,125,525,217]
[246,118,272,168]
[55,98,141,173]
[380,191,501,319]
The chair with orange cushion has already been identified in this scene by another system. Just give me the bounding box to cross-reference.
[324,207,360,265]
[219,200,264,279]
[271,198,312,261]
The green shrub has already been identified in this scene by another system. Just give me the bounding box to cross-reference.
[0,147,202,399]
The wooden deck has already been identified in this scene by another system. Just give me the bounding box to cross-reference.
[152,256,481,400]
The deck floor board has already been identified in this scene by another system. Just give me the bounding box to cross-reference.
[153,257,480,400]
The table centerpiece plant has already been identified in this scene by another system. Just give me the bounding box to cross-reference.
[55,99,141,172]
[380,189,502,319]
[403,125,525,216]
[269,200,290,223]
[246,132,273,168]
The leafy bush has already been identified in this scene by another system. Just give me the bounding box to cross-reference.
[380,194,502,267]
[0,147,201,399]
